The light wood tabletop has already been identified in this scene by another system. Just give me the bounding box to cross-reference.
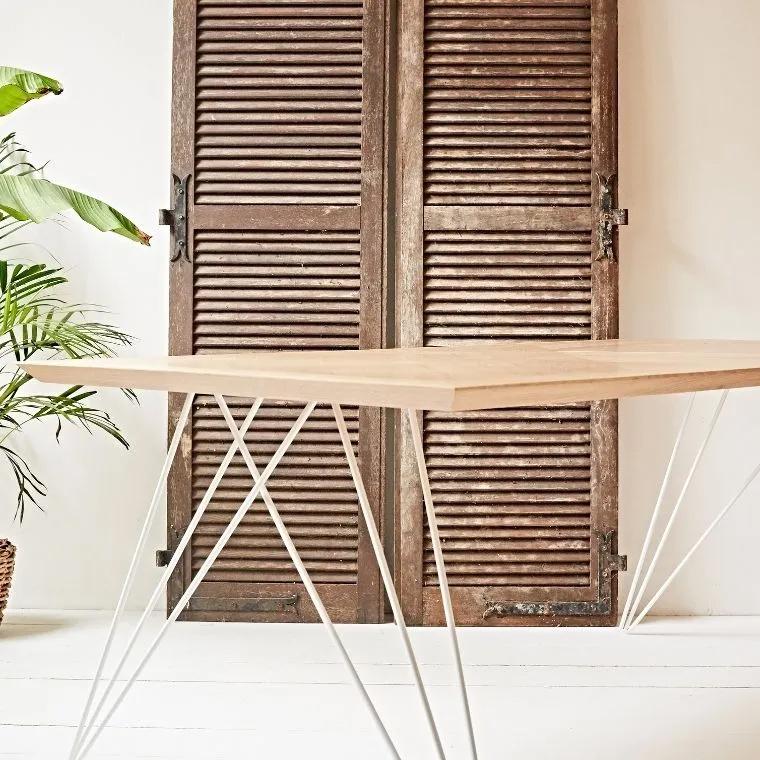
[20,339,760,411]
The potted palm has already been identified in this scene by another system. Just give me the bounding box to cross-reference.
[0,66,150,623]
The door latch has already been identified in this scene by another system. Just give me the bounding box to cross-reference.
[159,173,191,263]
[596,173,628,262]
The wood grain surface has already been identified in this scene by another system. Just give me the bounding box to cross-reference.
[22,339,760,411]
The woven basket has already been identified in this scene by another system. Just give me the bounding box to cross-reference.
[0,539,15,625]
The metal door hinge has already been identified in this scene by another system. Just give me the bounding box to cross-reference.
[596,173,628,262]
[600,529,628,578]
[159,173,191,263]
[482,531,627,620]
[156,549,173,567]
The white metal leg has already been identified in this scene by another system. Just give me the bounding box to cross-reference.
[407,409,479,760]
[624,390,729,631]
[74,401,316,760]
[72,398,265,757]
[628,456,760,630]
[68,392,194,760]
[217,397,403,760]
[333,404,447,760]
[619,393,696,629]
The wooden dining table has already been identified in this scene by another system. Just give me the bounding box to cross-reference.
[22,338,760,760]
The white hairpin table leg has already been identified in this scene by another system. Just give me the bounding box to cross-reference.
[68,392,194,759]
[619,393,696,629]
[217,397,403,760]
[628,456,760,630]
[333,404,447,760]
[407,409,479,760]
[72,398,265,757]
[74,401,316,760]
[624,390,729,631]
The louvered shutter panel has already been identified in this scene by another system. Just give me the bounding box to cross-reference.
[167,0,388,622]
[396,0,620,625]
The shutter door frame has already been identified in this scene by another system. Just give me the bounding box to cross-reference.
[395,0,620,626]
[167,0,390,623]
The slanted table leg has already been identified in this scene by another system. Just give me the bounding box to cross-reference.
[215,396,403,760]
[623,390,760,631]
[70,397,266,758]
[68,391,194,759]
[407,409,479,760]
[73,400,318,760]
[74,398,483,759]
[619,393,697,629]
[623,391,728,630]
[333,404,448,760]
[629,455,760,629]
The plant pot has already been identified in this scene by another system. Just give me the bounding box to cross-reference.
[0,539,15,625]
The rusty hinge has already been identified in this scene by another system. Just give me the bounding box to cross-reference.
[159,173,191,263]
[600,529,627,578]
[596,173,628,262]
[156,549,173,567]
[482,530,627,619]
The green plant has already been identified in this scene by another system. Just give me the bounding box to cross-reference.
[0,260,133,520]
[0,67,150,244]
[0,66,149,519]
[0,67,62,116]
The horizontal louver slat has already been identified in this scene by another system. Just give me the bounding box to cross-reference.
[421,225,593,589]
[423,0,592,206]
[190,226,362,585]
[423,406,592,587]
[191,399,361,584]
[423,230,592,342]
[195,0,364,204]
[194,231,361,350]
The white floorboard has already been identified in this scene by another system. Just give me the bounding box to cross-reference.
[2,612,760,758]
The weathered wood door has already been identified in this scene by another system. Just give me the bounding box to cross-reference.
[167,0,622,625]
[395,0,623,625]
[166,0,389,622]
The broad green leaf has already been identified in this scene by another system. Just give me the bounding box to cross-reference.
[0,67,63,117]
[0,174,150,245]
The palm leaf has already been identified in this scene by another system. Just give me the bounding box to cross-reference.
[0,174,150,245]
[0,261,134,519]
[0,444,46,521]
[0,67,63,117]
[0,262,132,363]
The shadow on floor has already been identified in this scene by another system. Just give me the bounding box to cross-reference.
[0,612,73,640]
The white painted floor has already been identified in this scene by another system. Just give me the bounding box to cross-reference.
[1,612,760,759]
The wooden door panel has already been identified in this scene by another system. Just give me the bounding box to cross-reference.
[396,0,621,626]
[167,0,388,623]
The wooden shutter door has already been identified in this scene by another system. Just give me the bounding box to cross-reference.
[167,0,389,622]
[396,0,622,625]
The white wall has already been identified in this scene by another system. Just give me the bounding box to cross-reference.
[3,0,173,609]
[3,0,760,615]
[618,0,760,614]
